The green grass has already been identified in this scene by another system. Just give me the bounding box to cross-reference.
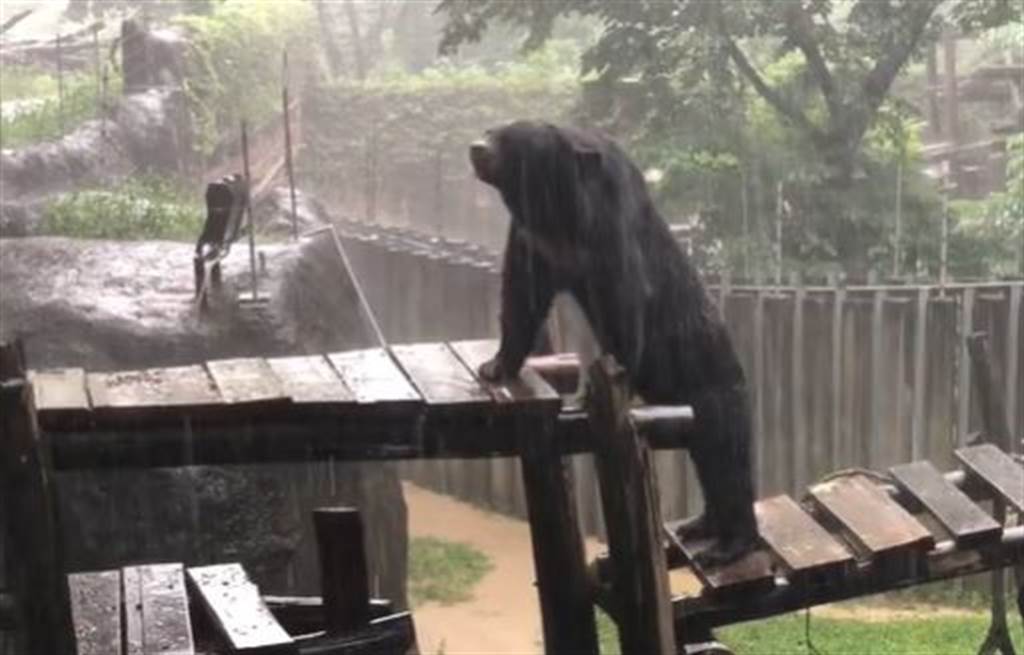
[41,176,204,241]
[408,536,493,607]
[597,609,1024,655]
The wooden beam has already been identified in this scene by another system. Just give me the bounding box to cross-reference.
[588,356,674,655]
[1,342,73,655]
[518,399,598,654]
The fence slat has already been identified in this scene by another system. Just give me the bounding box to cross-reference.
[911,288,929,461]
[957,287,976,444]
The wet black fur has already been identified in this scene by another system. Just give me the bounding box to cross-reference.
[471,121,758,564]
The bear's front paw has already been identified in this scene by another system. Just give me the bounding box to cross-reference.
[478,357,507,382]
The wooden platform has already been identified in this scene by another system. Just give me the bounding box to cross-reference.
[652,445,1024,634]
[26,340,694,470]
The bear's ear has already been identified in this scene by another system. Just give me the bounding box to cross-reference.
[573,143,602,176]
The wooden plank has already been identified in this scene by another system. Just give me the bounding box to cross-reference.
[956,444,1024,513]
[122,567,143,655]
[187,564,294,654]
[754,495,854,583]
[891,460,1001,547]
[68,570,122,655]
[124,564,194,655]
[266,355,355,405]
[389,343,492,409]
[450,339,561,409]
[86,365,221,417]
[809,475,935,559]
[27,368,91,426]
[664,524,775,597]
[206,358,288,406]
[327,348,421,407]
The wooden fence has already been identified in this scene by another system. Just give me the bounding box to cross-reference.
[339,230,1023,539]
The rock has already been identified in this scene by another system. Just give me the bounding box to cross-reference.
[0,235,408,606]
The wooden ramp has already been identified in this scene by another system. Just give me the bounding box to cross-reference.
[649,446,1024,634]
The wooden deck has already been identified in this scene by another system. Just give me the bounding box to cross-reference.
[25,339,694,470]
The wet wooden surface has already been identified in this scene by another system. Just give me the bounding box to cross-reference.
[450,339,562,410]
[955,444,1024,513]
[389,343,492,410]
[266,355,355,405]
[664,520,776,597]
[327,348,421,408]
[27,368,90,427]
[68,570,122,655]
[754,495,854,583]
[86,365,222,417]
[891,460,1001,547]
[187,564,294,654]
[124,564,195,655]
[205,358,288,407]
[809,475,935,558]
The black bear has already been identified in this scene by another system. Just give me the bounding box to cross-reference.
[469,120,758,566]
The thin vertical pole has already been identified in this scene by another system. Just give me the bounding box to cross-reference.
[282,50,299,241]
[56,32,65,134]
[893,158,903,278]
[241,120,258,300]
[774,181,783,287]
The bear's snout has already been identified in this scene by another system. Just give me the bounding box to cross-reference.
[469,140,497,184]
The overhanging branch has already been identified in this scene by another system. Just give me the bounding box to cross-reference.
[724,37,822,140]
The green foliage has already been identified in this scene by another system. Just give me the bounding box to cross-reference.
[0,68,119,149]
[949,135,1024,277]
[174,0,317,156]
[408,536,492,606]
[302,51,578,217]
[438,0,1019,277]
[0,65,62,102]
[41,176,203,241]
[596,608,1024,655]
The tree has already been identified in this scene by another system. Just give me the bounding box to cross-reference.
[437,0,1019,272]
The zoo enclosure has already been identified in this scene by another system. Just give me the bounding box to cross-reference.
[335,220,1023,538]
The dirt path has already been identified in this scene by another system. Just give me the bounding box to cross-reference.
[405,482,701,654]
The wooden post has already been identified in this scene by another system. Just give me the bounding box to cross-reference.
[518,416,599,655]
[241,120,258,300]
[966,333,1023,654]
[869,288,887,468]
[313,507,370,634]
[587,356,675,655]
[0,341,73,654]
